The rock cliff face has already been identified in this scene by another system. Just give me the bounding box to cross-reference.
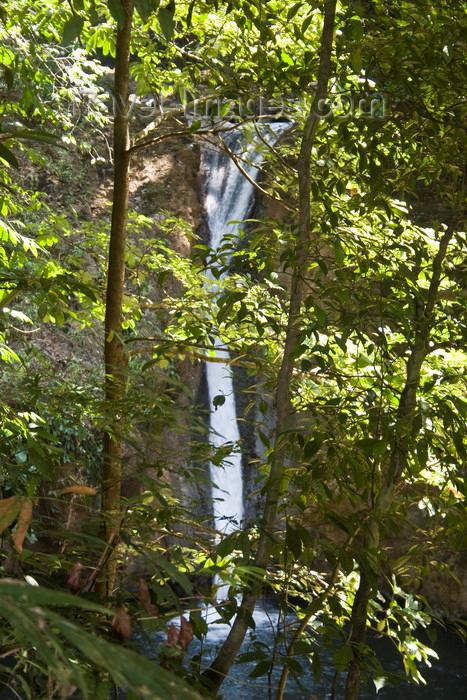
[129,137,203,242]
[126,136,212,523]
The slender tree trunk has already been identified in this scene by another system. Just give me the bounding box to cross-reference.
[344,226,454,700]
[201,2,337,693]
[99,0,134,600]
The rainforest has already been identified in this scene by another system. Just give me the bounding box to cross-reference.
[0,1,466,699]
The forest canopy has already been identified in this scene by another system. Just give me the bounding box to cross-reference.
[0,1,466,698]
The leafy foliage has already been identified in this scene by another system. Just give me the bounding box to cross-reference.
[0,0,466,699]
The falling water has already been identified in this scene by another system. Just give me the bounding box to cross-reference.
[202,124,287,539]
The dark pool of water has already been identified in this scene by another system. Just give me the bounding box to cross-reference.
[193,604,467,700]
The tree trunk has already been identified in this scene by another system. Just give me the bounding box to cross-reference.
[201,1,337,693]
[99,0,134,600]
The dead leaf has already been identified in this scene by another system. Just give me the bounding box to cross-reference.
[0,495,22,534]
[178,616,193,651]
[167,623,179,647]
[12,498,33,554]
[111,605,132,641]
[67,562,84,593]
[56,486,97,496]
[166,616,193,653]
[136,577,160,617]
[137,577,151,607]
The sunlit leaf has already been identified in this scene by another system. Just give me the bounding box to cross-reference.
[56,485,98,496]
[0,495,22,534]
[0,143,18,168]
[12,497,33,554]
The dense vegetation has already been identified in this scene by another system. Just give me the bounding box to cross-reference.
[0,1,466,698]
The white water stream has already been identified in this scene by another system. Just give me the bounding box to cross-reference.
[202,124,287,541]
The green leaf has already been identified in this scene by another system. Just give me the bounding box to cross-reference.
[350,47,362,73]
[355,437,385,457]
[0,582,202,700]
[217,301,234,324]
[249,659,271,678]
[144,552,194,595]
[314,305,327,326]
[213,394,225,409]
[333,645,354,672]
[281,50,294,66]
[287,3,302,21]
[0,579,109,614]
[284,656,303,674]
[186,0,195,27]
[312,650,322,680]
[189,119,202,133]
[285,523,302,559]
[217,536,236,558]
[293,640,314,655]
[8,130,67,148]
[134,0,151,22]
[158,3,175,41]
[0,143,18,168]
[108,0,126,27]
[53,617,202,699]
[62,15,85,45]
[302,13,313,34]
[189,609,208,637]
[3,66,14,89]
[374,676,387,692]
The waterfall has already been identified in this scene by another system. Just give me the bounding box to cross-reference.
[202,124,287,539]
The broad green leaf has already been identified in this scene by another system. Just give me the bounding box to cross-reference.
[312,650,322,680]
[285,523,302,559]
[333,645,354,671]
[9,129,67,148]
[108,0,126,27]
[186,0,195,27]
[0,143,18,168]
[0,582,201,700]
[355,437,386,457]
[287,3,302,21]
[213,394,225,408]
[3,66,14,89]
[145,552,194,594]
[134,0,151,22]
[158,4,175,41]
[374,676,388,692]
[281,50,294,66]
[217,536,236,558]
[284,656,303,674]
[62,15,85,44]
[249,659,271,679]
[302,13,313,34]
[350,47,362,73]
